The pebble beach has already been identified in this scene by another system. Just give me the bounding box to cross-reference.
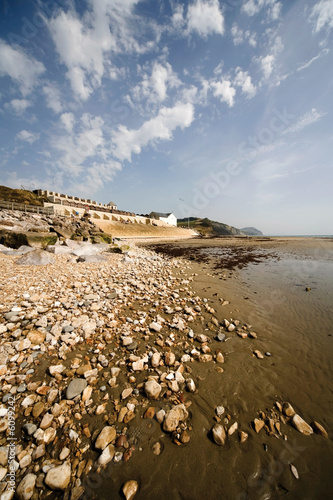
[0,236,332,500]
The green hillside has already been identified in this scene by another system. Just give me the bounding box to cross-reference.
[178,217,243,237]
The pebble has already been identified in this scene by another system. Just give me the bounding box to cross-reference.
[239,431,248,443]
[59,447,70,460]
[228,422,238,435]
[253,418,265,433]
[16,473,36,500]
[283,402,296,417]
[32,402,45,418]
[45,462,71,490]
[149,322,162,332]
[122,480,138,500]
[216,333,225,342]
[292,414,313,435]
[290,464,299,479]
[145,379,162,399]
[95,426,116,450]
[97,444,115,466]
[152,442,162,455]
[155,409,166,424]
[311,421,328,438]
[186,379,196,393]
[49,364,65,376]
[165,352,176,366]
[23,423,37,436]
[122,387,133,400]
[151,352,161,367]
[212,424,227,445]
[163,405,188,432]
[66,378,87,400]
[254,350,264,359]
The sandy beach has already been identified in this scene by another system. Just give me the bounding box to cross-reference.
[0,236,332,500]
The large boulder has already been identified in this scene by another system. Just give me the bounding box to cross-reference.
[15,249,55,266]
[0,230,57,249]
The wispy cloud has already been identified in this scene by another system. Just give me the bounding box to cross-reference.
[242,0,282,21]
[310,0,333,33]
[296,48,330,72]
[43,83,63,114]
[283,108,326,134]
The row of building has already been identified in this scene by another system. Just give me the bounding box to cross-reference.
[33,190,177,227]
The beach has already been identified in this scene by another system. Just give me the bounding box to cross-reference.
[144,236,333,499]
[0,236,332,499]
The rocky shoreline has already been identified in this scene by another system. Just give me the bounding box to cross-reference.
[0,239,329,500]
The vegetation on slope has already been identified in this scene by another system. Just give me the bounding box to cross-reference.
[0,185,47,206]
[177,217,243,237]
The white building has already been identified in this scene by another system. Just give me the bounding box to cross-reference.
[149,212,177,227]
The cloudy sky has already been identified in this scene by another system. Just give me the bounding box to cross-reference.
[0,0,332,235]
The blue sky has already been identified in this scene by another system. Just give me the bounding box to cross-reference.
[0,0,332,235]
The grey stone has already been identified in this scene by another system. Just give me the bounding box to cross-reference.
[127,341,138,351]
[23,423,37,436]
[216,333,226,342]
[77,254,107,263]
[16,473,37,500]
[15,249,55,266]
[66,379,87,400]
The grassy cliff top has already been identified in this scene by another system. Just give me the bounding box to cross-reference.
[177,217,243,237]
[0,185,47,206]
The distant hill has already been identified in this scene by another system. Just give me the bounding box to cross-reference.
[241,227,263,236]
[0,185,47,206]
[178,217,243,237]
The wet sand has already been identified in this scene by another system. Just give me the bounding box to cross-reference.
[142,237,333,499]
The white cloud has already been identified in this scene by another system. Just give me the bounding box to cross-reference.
[186,0,224,37]
[111,102,194,161]
[283,108,326,134]
[60,112,75,133]
[16,130,40,144]
[234,68,257,98]
[242,0,282,21]
[48,0,149,101]
[51,113,105,176]
[211,79,236,107]
[245,30,257,47]
[231,24,243,45]
[231,24,257,47]
[43,84,63,113]
[171,4,185,30]
[133,62,181,104]
[6,99,32,114]
[310,0,333,33]
[0,40,45,96]
[70,161,122,196]
[259,54,275,79]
